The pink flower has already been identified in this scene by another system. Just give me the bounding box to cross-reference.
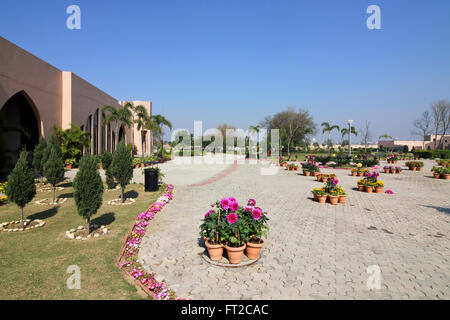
[244,206,252,212]
[230,201,239,212]
[226,213,238,224]
[333,179,338,185]
[251,208,262,220]
[205,209,214,218]
[220,198,231,210]
[228,197,237,203]
[247,198,256,206]
[385,189,394,194]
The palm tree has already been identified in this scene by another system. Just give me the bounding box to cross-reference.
[102,103,134,152]
[151,115,172,158]
[321,122,340,154]
[379,133,393,140]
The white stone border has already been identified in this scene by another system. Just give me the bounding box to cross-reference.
[65,225,109,240]
[105,185,121,191]
[0,219,45,232]
[35,198,68,206]
[107,198,136,206]
[37,186,65,193]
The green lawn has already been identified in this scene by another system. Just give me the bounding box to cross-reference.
[0,179,162,299]
[282,152,329,161]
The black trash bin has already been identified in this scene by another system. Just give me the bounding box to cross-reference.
[144,168,159,192]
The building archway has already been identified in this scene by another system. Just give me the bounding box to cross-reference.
[118,125,125,143]
[0,91,40,180]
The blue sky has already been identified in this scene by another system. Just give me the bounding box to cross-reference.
[1,0,450,143]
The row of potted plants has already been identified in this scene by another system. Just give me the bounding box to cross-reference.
[386,155,399,164]
[356,171,385,193]
[199,197,269,264]
[405,161,424,171]
[301,160,321,176]
[315,173,336,182]
[431,167,450,179]
[286,163,300,171]
[311,179,347,205]
[350,168,370,176]
[383,166,403,174]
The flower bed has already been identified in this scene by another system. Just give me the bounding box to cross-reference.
[312,178,347,205]
[117,184,178,300]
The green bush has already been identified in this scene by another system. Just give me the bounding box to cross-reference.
[101,152,113,169]
[413,150,450,159]
[73,154,104,234]
[5,149,36,229]
[43,148,65,202]
[32,136,47,179]
[111,141,133,203]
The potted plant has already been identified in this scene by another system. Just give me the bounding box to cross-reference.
[242,199,269,260]
[65,158,76,169]
[357,179,366,191]
[328,190,339,205]
[365,181,374,193]
[395,166,402,174]
[351,168,358,176]
[416,161,424,171]
[337,186,347,204]
[442,167,450,179]
[314,189,327,203]
[199,207,224,261]
[383,166,389,174]
[431,166,441,179]
[374,180,384,193]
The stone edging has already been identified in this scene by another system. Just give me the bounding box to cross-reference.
[0,219,46,232]
[107,198,136,205]
[35,198,68,205]
[65,225,109,240]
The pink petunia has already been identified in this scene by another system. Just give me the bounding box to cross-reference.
[228,197,237,203]
[251,208,262,220]
[226,213,238,224]
[247,198,256,206]
[205,209,214,218]
[244,206,252,212]
[333,179,338,185]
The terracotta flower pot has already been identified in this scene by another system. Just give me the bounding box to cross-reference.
[313,192,318,201]
[418,167,423,171]
[433,173,440,179]
[205,240,223,261]
[357,185,365,192]
[245,240,264,260]
[66,164,72,169]
[338,195,346,204]
[313,172,320,177]
[383,169,389,173]
[357,172,363,177]
[305,171,311,176]
[321,177,327,183]
[317,195,327,203]
[443,174,450,180]
[411,167,416,171]
[365,186,374,193]
[328,195,339,205]
[316,175,322,181]
[396,169,402,174]
[352,172,357,176]
[375,187,384,194]
[225,243,246,264]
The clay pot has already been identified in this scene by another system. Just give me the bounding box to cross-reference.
[418,167,423,171]
[313,172,320,177]
[411,167,417,171]
[357,185,365,192]
[384,169,389,173]
[365,186,374,193]
[443,174,450,180]
[433,173,440,179]
[321,177,328,183]
[338,195,346,204]
[396,169,402,174]
[304,171,311,176]
[205,240,223,261]
[245,240,264,260]
[317,195,327,203]
[224,243,246,264]
[328,196,339,205]
[66,164,72,169]
[313,192,318,201]
[375,187,384,194]
[352,172,357,176]
[357,172,363,177]
[316,175,322,181]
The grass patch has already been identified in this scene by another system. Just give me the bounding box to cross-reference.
[0,180,162,299]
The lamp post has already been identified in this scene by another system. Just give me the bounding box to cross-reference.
[347,120,354,158]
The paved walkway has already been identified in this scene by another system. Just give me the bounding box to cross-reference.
[139,159,450,299]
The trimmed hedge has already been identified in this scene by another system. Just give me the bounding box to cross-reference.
[413,150,450,159]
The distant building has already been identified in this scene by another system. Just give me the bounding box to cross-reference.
[378,135,450,151]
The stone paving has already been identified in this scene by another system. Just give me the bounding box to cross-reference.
[139,159,450,299]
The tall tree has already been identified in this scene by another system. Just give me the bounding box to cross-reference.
[321,122,340,154]
[43,148,65,202]
[102,103,134,151]
[411,110,432,150]
[435,100,450,149]
[430,100,449,149]
[152,115,173,158]
[360,121,373,153]
[262,107,316,154]
[340,126,357,146]
[41,134,62,172]
[5,149,36,229]
[32,136,47,181]
[73,154,104,234]
[111,140,133,203]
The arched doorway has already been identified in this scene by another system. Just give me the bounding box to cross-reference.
[0,91,40,180]
[118,125,125,143]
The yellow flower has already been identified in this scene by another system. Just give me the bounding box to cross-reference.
[357,163,362,168]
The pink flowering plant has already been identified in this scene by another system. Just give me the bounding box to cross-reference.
[118,184,178,300]
[199,197,269,247]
